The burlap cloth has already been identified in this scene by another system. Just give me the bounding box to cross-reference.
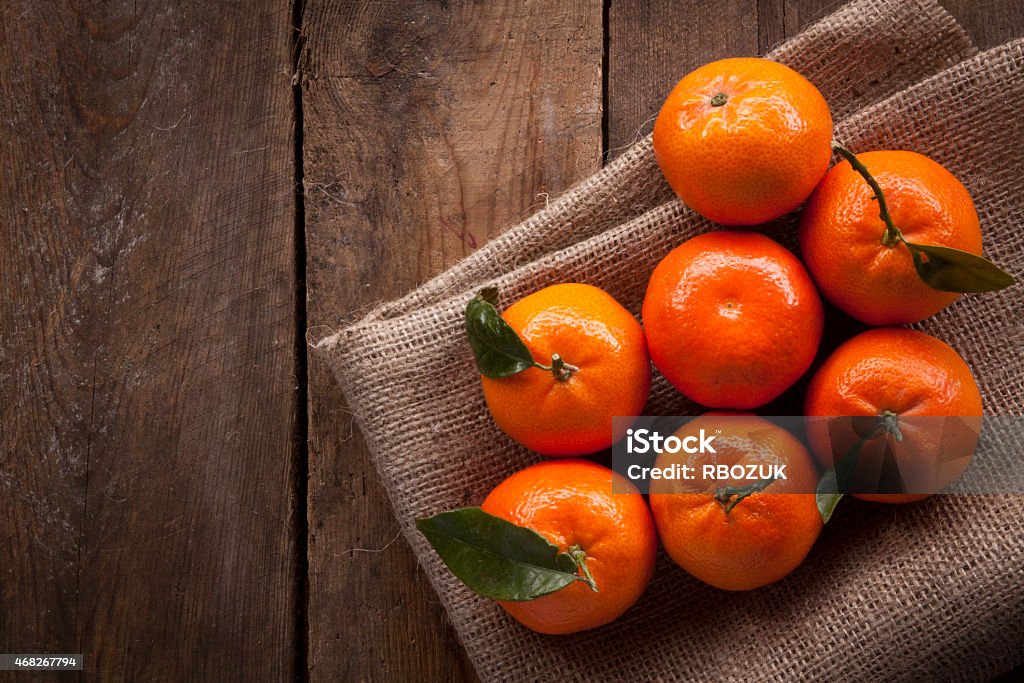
[317,0,1024,679]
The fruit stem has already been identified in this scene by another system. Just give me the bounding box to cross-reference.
[710,92,728,107]
[878,410,904,442]
[714,476,777,514]
[567,545,598,592]
[535,353,579,382]
[831,141,904,248]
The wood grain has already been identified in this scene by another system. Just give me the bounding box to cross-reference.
[0,0,298,678]
[936,0,1024,49]
[607,1,760,156]
[300,1,602,680]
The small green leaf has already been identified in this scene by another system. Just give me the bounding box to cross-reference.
[815,470,844,524]
[465,289,537,378]
[814,427,872,524]
[904,241,1016,293]
[416,507,593,601]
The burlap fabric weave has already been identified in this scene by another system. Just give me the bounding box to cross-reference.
[318,0,1024,679]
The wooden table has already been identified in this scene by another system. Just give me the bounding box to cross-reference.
[2,1,1021,680]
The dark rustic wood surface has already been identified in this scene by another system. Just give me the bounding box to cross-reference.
[1,0,1022,680]
[0,0,300,680]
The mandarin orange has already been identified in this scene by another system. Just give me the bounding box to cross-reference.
[642,231,823,409]
[650,413,822,590]
[479,284,650,456]
[799,150,983,325]
[653,57,833,225]
[805,328,983,503]
[481,459,658,634]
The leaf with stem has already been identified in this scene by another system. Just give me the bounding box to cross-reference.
[815,410,906,523]
[464,288,579,380]
[416,507,598,601]
[830,141,1016,294]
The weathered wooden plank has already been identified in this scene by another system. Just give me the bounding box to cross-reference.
[300,0,603,680]
[935,1,1024,49]
[0,1,298,678]
[0,7,88,665]
[607,0,760,156]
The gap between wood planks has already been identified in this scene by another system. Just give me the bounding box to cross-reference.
[291,0,310,679]
[602,0,611,160]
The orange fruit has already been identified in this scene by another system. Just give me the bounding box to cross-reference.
[805,328,983,503]
[481,459,658,634]
[653,57,833,226]
[649,413,822,591]
[799,150,983,325]
[480,283,650,456]
[642,231,823,409]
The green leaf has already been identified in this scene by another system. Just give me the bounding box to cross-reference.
[904,241,1016,293]
[416,507,594,601]
[465,289,537,378]
[815,470,844,524]
[814,428,873,524]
